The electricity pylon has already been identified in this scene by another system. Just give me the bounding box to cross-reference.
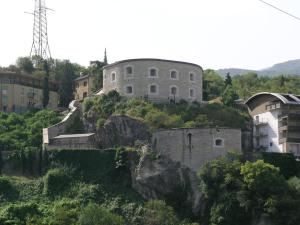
[28,0,53,65]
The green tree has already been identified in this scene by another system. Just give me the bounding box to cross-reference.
[203,69,225,101]
[142,200,179,225]
[221,86,239,106]
[16,57,35,74]
[42,60,50,108]
[224,73,232,87]
[58,61,76,107]
[78,203,125,225]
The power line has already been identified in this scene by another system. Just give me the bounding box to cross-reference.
[258,0,300,22]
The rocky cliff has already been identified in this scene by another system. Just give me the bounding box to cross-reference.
[130,146,204,215]
[84,115,151,149]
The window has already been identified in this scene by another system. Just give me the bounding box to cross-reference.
[170,86,178,96]
[111,72,116,82]
[83,81,88,87]
[170,70,178,80]
[149,84,158,94]
[214,138,224,147]
[83,92,88,98]
[125,66,133,78]
[125,85,133,95]
[189,88,195,98]
[149,68,158,77]
[189,72,195,82]
[2,95,8,104]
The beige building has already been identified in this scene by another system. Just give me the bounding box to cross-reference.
[0,72,58,113]
[75,74,94,101]
[102,58,203,103]
[152,127,242,172]
[245,92,300,156]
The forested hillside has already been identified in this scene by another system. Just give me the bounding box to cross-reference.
[217,59,300,77]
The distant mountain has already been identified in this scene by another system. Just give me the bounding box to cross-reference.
[217,59,300,77]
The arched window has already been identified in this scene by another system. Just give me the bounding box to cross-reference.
[187,133,192,152]
[149,84,159,95]
[125,66,133,78]
[170,86,178,96]
[111,72,116,82]
[189,88,195,98]
[149,68,158,78]
[189,72,195,82]
[170,70,178,80]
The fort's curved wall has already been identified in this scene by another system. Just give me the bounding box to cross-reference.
[103,59,203,103]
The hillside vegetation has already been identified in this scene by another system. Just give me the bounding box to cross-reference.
[84,91,250,132]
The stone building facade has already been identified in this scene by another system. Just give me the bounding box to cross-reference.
[102,59,203,103]
[0,72,58,113]
[152,127,242,172]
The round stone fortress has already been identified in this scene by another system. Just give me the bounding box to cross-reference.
[102,58,203,103]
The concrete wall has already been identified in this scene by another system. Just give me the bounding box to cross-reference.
[253,110,282,152]
[103,59,203,103]
[43,100,81,149]
[152,128,242,172]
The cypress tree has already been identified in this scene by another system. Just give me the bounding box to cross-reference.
[42,60,50,108]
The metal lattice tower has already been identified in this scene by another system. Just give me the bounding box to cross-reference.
[30,0,52,64]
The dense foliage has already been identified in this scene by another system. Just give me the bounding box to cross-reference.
[0,149,199,225]
[0,109,61,151]
[203,69,300,101]
[198,155,300,225]
[84,91,250,131]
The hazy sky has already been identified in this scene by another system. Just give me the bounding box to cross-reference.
[0,0,300,70]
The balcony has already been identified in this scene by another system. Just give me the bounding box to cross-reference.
[254,118,268,127]
[279,137,300,144]
[254,132,268,138]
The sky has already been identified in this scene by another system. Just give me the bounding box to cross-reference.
[0,0,300,70]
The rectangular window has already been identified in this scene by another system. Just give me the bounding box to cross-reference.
[83,81,88,87]
[150,85,157,94]
[83,92,88,98]
[2,95,8,104]
[125,86,133,94]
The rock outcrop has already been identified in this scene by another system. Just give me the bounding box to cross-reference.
[96,115,151,149]
[131,146,204,214]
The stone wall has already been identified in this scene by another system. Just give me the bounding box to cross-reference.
[47,134,97,150]
[43,100,81,150]
[103,59,203,103]
[152,127,242,172]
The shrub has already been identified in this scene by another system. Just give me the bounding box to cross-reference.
[43,167,72,197]
[0,176,18,200]
[78,203,125,225]
[0,202,40,225]
[48,199,79,225]
[142,200,179,225]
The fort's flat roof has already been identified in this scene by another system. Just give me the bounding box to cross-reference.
[103,58,203,70]
[54,133,95,139]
